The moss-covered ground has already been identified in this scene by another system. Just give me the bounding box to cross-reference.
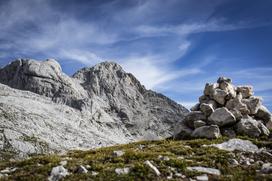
[0,137,271,180]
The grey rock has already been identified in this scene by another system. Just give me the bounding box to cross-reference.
[173,122,193,139]
[208,108,236,127]
[261,163,272,174]
[236,117,269,137]
[190,103,200,111]
[158,155,170,161]
[91,171,99,176]
[200,103,214,117]
[77,165,88,174]
[194,120,206,129]
[115,167,130,175]
[221,128,236,138]
[229,109,243,121]
[0,167,17,174]
[48,166,69,181]
[210,89,228,105]
[229,159,239,165]
[204,83,219,96]
[217,77,231,84]
[59,160,67,166]
[266,120,272,130]
[192,125,221,139]
[226,96,249,116]
[242,96,262,115]
[257,121,270,136]
[219,81,236,99]
[255,105,272,124]
[207,100,218,110]
[184,111,206,129]
[199,95,210,104]
[211,138,259,152]
[187,166,221,175]
[0,173,8,178]
[196,174,209,181]
[237,86,253,98]
[144,160,160,176]
[112,150,125,157]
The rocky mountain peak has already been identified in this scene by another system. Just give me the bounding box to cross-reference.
[0,58,188,159]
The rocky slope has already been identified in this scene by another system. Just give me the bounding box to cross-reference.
[0,137,271,180]
[0,59,188,160]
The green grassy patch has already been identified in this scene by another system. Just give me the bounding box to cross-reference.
[0,138,271,180]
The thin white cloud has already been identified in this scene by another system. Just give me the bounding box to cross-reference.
[57,49,103,65]
[135,20,255,38]
[121,56,202,89]
[0,0,271,110]
[178,41,191,57]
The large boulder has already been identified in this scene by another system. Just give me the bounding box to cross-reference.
[173,122,193,139]
[208,108,236,127]
[219,81,236,99]
[210,89,228,105]
[225,95,250,116]
[192,125,221,139]
[194,120,206,129]
[242,96,262,115]
[236,117,270,137]
[237,86,253,98]
[211,138,259,152]
[255,105,272,125]
[204,83,218,96]
[190,103,200,111]
[200,103,214,117]
[217,77,231,84]
[183,111,206,129]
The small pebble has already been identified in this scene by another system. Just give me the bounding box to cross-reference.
[112,150,124,157]
[196,174,209,181]
[115,167,130,175]
[77,165,88,174]
[59,160,67,166]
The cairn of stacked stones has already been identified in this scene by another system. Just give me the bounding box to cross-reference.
[175,77,272,139]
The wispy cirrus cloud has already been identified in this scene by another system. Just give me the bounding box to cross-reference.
[0,0,272,110]
[121,55,202,89]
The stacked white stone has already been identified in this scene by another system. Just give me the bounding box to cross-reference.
[175,77,272,139]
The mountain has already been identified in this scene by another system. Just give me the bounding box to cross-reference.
[0,59,188,160]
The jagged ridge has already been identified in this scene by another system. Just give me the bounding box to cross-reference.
[0,59,188,159]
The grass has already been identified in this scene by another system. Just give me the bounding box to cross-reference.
[0,137,271,180]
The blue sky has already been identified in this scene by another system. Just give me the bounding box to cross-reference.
[0,0,272,110]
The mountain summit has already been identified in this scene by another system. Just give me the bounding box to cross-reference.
[0,59,188,159]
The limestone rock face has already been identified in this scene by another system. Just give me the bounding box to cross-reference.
[176,76,271,139]
[0,59,188,159]
[0,59,87,110]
